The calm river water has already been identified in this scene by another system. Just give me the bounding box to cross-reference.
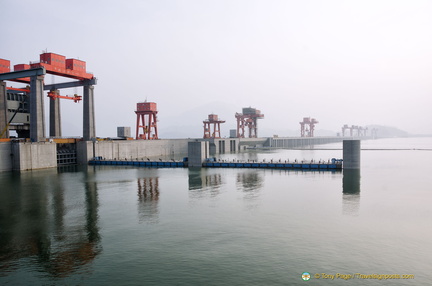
[0,137,431,285]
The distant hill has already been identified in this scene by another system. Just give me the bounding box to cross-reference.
[366,125,410,138]
[259,128,337,137]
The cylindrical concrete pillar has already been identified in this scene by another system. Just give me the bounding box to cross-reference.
[343,140,360,169]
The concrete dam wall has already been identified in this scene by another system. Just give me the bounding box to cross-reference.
[0,136,365,172]
[266,136,362,148]
[77,139,191,164]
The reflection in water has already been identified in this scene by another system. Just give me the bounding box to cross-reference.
[342,169,361,216]
[236,171,263,210]
[188,168,222,198]
[0,167,101,278]
[236,171,263,199]
[137,177,160,223]
[84,168,102,250]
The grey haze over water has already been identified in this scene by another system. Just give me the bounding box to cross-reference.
[2,1,432,138]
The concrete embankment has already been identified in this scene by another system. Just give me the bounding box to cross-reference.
[0,136,366,172]
[1,141,57,172]
[265,136,363,148]
[77,139,191,164]
[0,142,12,172]
[1,139,192,172]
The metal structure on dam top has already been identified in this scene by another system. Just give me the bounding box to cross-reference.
[235,107,264,138]
[203,114,225,139]
[0,52,97,142]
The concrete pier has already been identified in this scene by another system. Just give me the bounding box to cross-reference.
[343,140,360,169]
[342,169,361,216]
[11,142,57,171]
[83,84,95,141]
[49,92,62,137]
[0,81,7,138]
[188,141,209,167]
[0,142,12,171]
[30,75,46,142]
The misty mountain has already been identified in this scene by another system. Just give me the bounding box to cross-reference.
[366,125,410,138]
[156,100,412,139]
[158,101,237,139]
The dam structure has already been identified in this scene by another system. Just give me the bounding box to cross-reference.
[0,136,362,172]
[88,139,362,171]
[0,52,369,172]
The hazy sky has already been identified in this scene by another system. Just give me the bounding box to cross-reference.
[2,0,432,137]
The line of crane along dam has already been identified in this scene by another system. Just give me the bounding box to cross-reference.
[0,137,431,285]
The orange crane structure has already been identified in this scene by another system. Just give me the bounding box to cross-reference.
[47,90,82,103]
[342,124,368,137]
[300,117,318,137]
[203,114,225,138]
[235,107,264,138]
[19,53,93,81]
[0,51,97,141]
[1,52,94,84]
[135,102,158,140]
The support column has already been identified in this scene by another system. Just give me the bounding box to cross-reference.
[343,140,361,169]
[83,84,95,141]
[30,75,45,142]
[0,81,8,138]
[49,90,61,137]
[152,113,158,139]
[188,141,209,167]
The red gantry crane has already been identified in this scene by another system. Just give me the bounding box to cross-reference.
[203,114,225,138]
[235,107,264,138]
[135,101,158,140]
[0,51,97,141]
[300,117,318,137]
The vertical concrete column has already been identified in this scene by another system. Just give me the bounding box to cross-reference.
[229,140,234,152]
[208,138,217,155]
[343,169,361,194]
[343,140,361,169]
[218,139,226,154]
[188,141,209,167]
[83,84,95,141]
[49,90,61,137]
[0,81,8,138]
[30,75,46,142]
